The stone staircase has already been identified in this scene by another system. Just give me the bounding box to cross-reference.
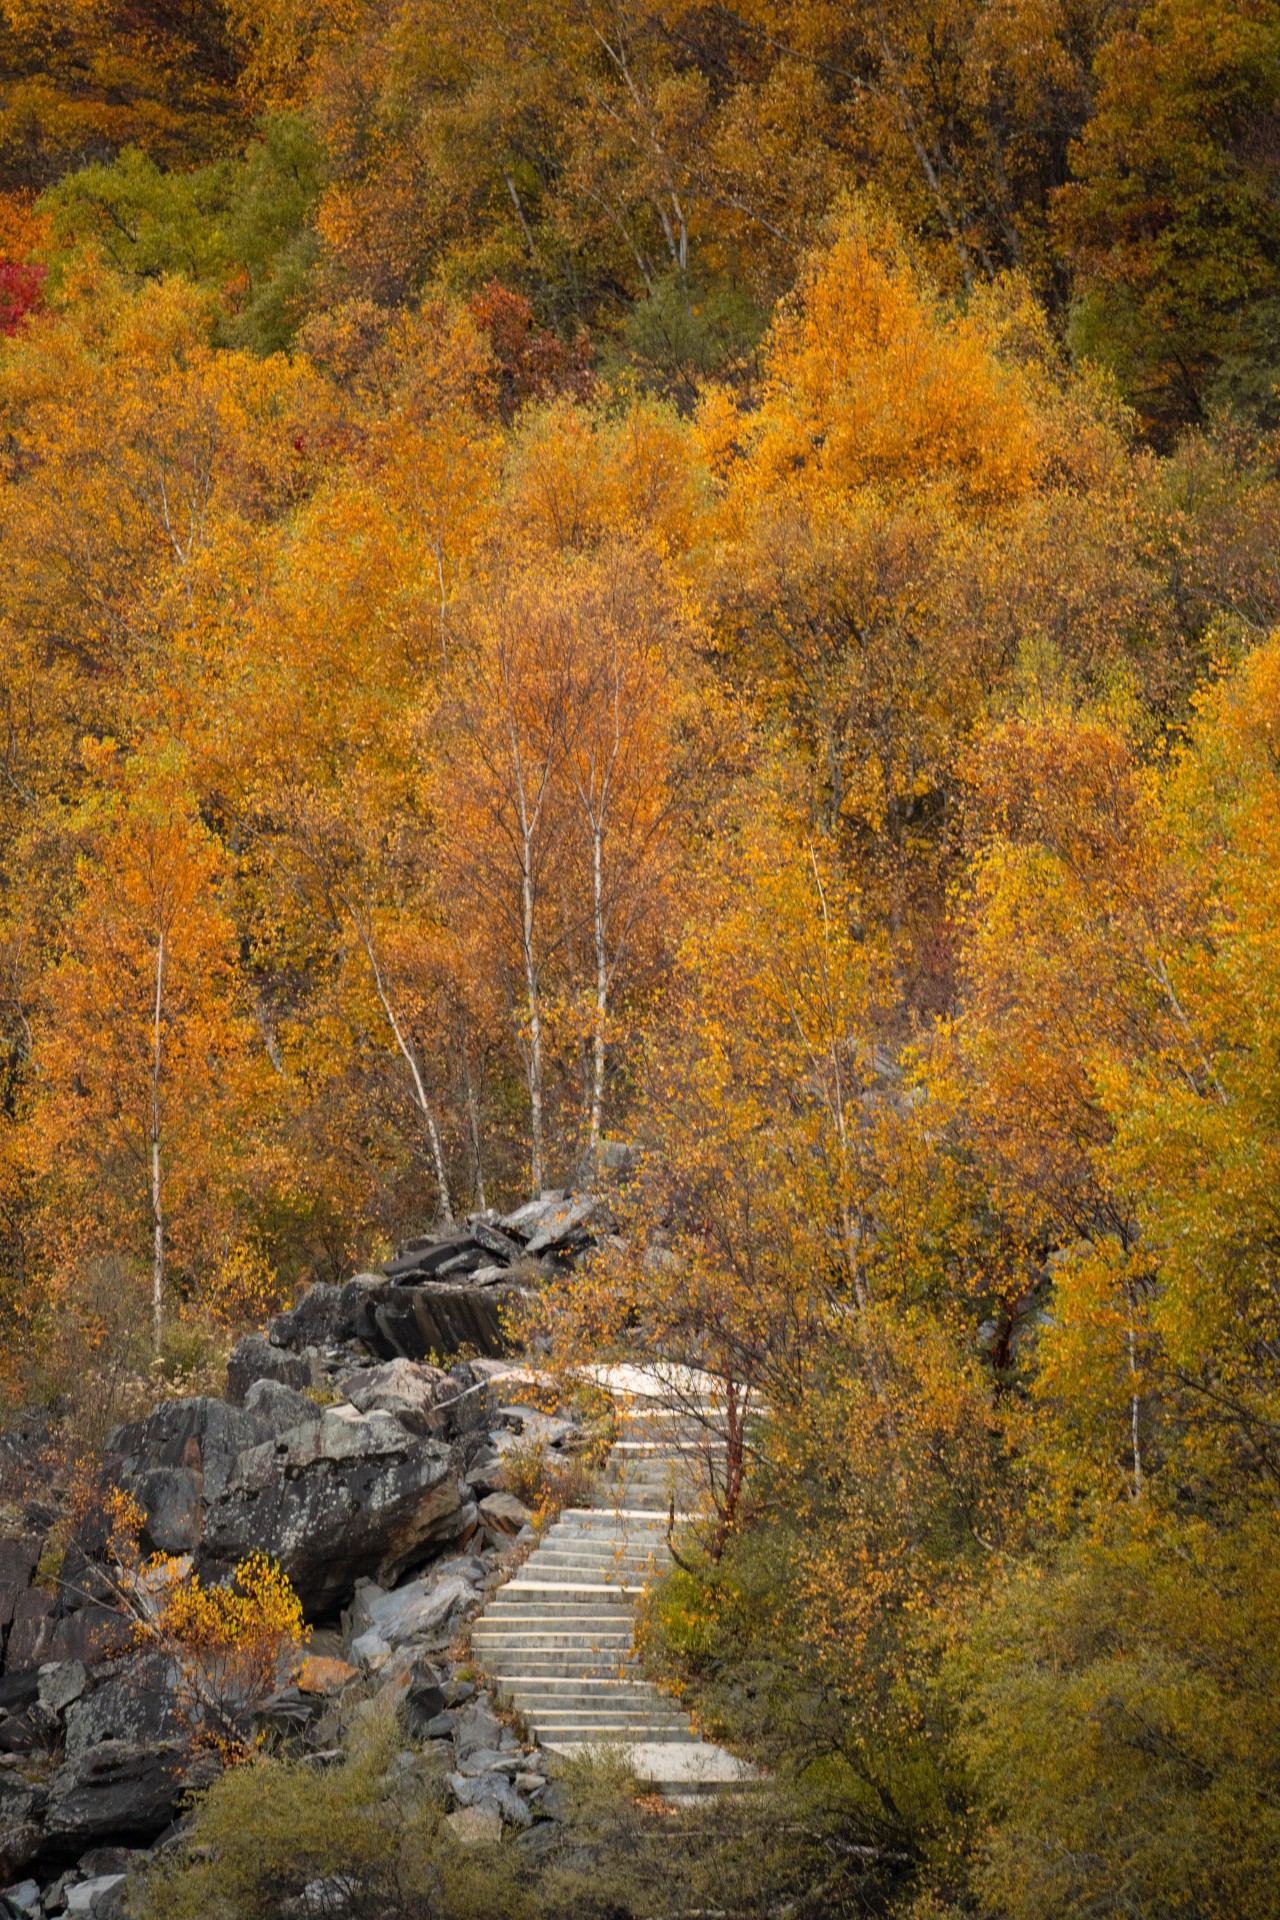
[470,1406,751,1792]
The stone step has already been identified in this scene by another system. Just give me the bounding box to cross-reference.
[525,1560,659,1577]
[539,1537,667,1552]
[556,1508,674,1524]
[476,1628,633,1642]
[473,1626,636,1645]
[495,1581,645,1598]
[498,1681,671,1712]
[528,1551,660,1564]
[482,1619,639,1635]
[481,1659,641,1679]
[530,1545,661,1561]
[521,1728,702,1743]
[543,1740,759,1787]
[480,1621,637,1638]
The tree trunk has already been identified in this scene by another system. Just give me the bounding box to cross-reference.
[589,820,608,1155]
[358,921,454,1220]
[150,931,166,1357]
[521,836,545,1192]
[460,1033,487,1211]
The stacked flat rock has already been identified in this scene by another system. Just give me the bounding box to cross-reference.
[386,1192,615,1282]
[352,1193,618,1365]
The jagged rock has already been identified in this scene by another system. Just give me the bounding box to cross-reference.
[453,1699,502,1759]
[444,1805,501,1846]
[470,1221,523,1263]
[105,1389,475,1620]
[296,1657,357,1697]
[64,1658,178,1762]
[1,1877,39,1915]
[402,1661,446,1732]
[126,1468,200,1556]
[0,1673,41,1756]
[384,1237,489,1282]
[106,1399,253,1557]
[63,1874,125,1914]
[348,1572,475,1659]
[494,1407,579,1450]
[463,1450,503,1497]
[341,1361,460,1435]
[478,1493,531,1536]
[45,1742,187,1847]
[455,1748,522,1777]
[241,1380,322,1445]
[225,1335,314,1406]
[0,1777,46,1879]
[268,1278,383,1354]
[0,1543,42,1642]
[3,1593,54,1675]
[449,1771,533,1828]
[354,1282,526,1363]
[36,1664,85,1722]
[199,1405,469,1616]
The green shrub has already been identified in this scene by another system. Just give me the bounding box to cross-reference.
[134,1710,852,1920]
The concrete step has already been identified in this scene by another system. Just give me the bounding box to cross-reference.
[473,1626,635,1646]
[478,1644,635,1660]
[497,1675,667,1697]
[521,1728,702,1743]
[555,1508,673,1525]
[518,1559,660,1574]
[495,1581,645,1598]
[479,1658,640,1674]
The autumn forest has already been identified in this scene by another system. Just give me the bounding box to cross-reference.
[2,0,1280,1911]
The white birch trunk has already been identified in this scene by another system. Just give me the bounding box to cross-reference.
[150,931,166,1356]
[520,831,545,1192]
[589,820,608,1154]
[357,921,454,1221]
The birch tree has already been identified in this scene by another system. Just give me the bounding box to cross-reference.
[37,744,254,1350]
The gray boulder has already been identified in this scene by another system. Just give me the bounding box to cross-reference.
[106,1399,253,1554]
[64,1657,179,1762]
[226,1334,315,1406]
[347,1571,476,1660]
[342,1360,460,1435]
[449,1771,533,1828]
[268,1278,383,1354]
[63,1874,126,1915]
[199,1405,470,1615]
[45,1741,186,1845]
[241,1380,322,1445]
[354,1283,526,1363]
[0,1776,45,1879]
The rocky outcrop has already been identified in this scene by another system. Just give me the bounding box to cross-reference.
[200,1400,474,1616]
[106,1371,493,1616]
[253,1192,620,1370]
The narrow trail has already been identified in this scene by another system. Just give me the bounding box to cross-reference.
[471,1399,754,1794]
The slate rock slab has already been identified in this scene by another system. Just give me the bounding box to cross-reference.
[198,1405,469,1616]
[45,1741,187,1846]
